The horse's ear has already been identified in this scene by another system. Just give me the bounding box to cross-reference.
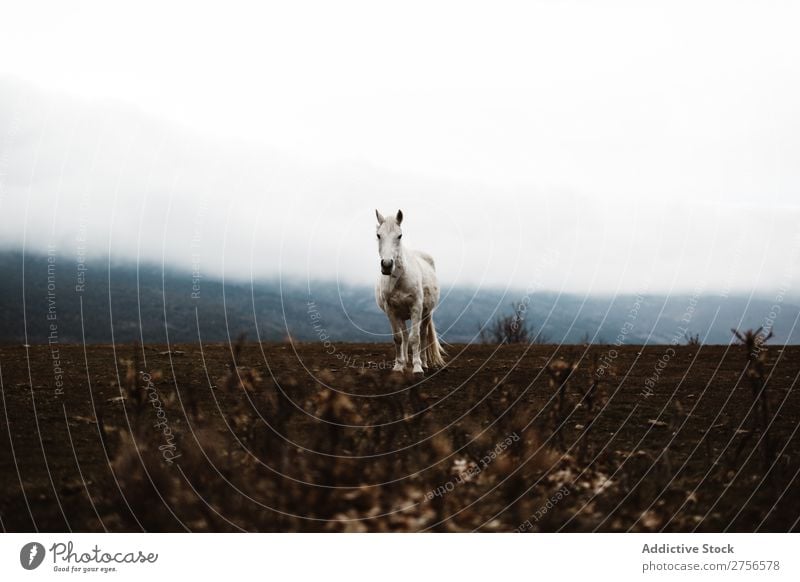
[376,209,385,224]
[396,209,403,224]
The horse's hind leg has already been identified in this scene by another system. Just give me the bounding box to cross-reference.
[420,313,430,370]
[401,323,409,366]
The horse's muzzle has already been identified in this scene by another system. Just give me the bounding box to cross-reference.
[380,259,394,275]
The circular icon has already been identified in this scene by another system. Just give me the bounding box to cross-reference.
[20,542,45,570]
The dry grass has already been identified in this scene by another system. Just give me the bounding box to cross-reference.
[2,339,799,532]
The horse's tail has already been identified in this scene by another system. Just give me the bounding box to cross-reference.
[426,316,447,368]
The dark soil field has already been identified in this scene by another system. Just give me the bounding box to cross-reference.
[1,341,798,532]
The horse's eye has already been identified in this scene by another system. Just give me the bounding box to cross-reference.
[377,234,381,239]
[398,234,402,239]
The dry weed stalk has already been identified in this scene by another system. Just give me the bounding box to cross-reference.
[546,357,577,451]
[731,327,775,471]
[480,301,546,344]
[579,352,606,461]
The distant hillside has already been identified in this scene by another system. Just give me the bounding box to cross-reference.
[1,251,798,345]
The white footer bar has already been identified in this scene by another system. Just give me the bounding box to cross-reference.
[1,533,796,580]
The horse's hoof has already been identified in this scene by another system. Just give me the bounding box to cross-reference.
[392,364,405,372]
[412,366,424,375]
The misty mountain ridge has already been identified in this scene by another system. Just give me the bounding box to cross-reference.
[1,250,798,346]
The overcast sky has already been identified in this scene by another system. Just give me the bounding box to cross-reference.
[1,1,799,294]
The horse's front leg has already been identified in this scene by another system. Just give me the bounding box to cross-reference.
[389,315,407,372]
[409,305,424,374]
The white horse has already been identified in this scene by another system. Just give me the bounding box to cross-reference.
[374,209,446,374]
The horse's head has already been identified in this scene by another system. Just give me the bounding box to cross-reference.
[375,209,403,276]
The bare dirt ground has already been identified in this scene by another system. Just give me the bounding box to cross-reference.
[1,342,798,532]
